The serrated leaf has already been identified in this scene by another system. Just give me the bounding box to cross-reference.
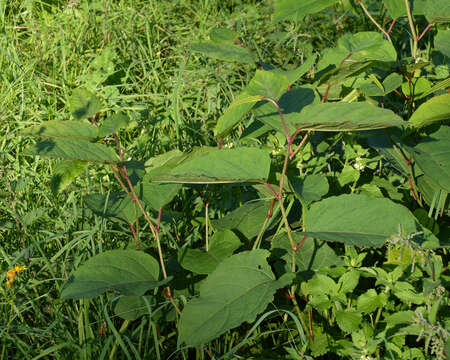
[212,200,272,239]
[289,174,329,205]
[69,88,102,120]
[272,233,343,272]
[179,230,241,274]
[273,0,339,22]
[22,120,98,140]
[338,270,360,294]
[302,194,439,247]
[61,250,169,299]
[357,289,388,313]
[177,250,294,346]
[409,94,450,128]
[335,309,362,332]
[310,325,330,356]
[50,159,87,194]
[191,42,257,63]
[24,138,118,163]
[152,147,271,184]
[98,113,130,137]
[290,102,404,132]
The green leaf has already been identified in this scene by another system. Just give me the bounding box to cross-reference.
[114,296,153,321]
[50,160,88,194]
[401,77,431,98]
[409,94,450,128]
[179,230,241,274]
[359,73,402,96]
[177,250,294,346]
[435,29,450,58]
[357,289,388,313]
[424,0,450,23]
[22,120,98,140]
[319,61,373,86]
[392,281,425,304]
[209,28,239,43]
[69,88,102,120]
[212,200,272,239]
[137,173,181,210]
[61,250,168,299]
[84,192,136,223]
[338,270,360,294]
[269,54,317,84]
[302,194,439,247]
[290,102,404,132]
[408,126,450,192]
[335,309,362,333]
[337,165,360,187]
[384,311,416,328]
[191,42,257,63]
[289,174,329,205]
[382,0,428,18]
[271,233,343,272]
[98,113,130,137]
[337,32,397,62]
[273,0,339,22]
[24,138,118,163]
[151,147,271,184]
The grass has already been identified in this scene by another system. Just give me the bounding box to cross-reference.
[0,0,399,358]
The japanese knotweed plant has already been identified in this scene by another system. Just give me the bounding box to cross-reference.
[22,0,449,358]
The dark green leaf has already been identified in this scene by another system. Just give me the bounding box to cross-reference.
[289,174,329,205]
[319,61,373,86]
[50,160,88,194]
[409,94,450,128]
[98,113,130,137]
[114,296,154,321]
[137,173,181,210]
[435,30,450,58]
[61,250,168,299]
[84,192,136,223]
[22,121,98,140]
[209,28,239,43]
[273,0,339,22]
[338,32,397,62]
[191,42,257,63]
[69,88,102,120]
[177,250,294,346]
[335,309,362,332]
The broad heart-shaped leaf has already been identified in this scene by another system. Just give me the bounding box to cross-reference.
[435,30,450,58]
[302,194,439,248]
[84,192,136,223]
[212,200,273,239]
[289,174,329,205]
[98,113,130,137]
[177,250,294,346]
[271,233,343,273]
[409,94,450,128]
[273,0,339,22]
[178,230,241,274]
[50,159,87,194]
[151,147,271,184]
[191,42,257,64]
[61,250,169,299]
[69,88,102,120]
[22,120,98,140]
[114,295,154,321]
[407,126,450,192]
[289,102,404,132]
[337,32,397,62]
[382,0,428,18]
[136,173,181,211]
[215,70,289,136]
[24,138,118,163]
[424,0,450,23]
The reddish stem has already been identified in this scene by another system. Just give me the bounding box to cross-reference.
[417,23,434,42]
[156,208,162,233]
[129,222,140,249]
[293,236,307,252]
[387,18,397,34]
[267,199,275,219]
[264,182,280,200]
[262,97,291,144]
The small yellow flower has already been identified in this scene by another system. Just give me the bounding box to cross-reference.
[5,265,27,288]
[156,51,161,57]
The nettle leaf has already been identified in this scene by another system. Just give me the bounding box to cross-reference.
[409,94,450,128]
[151,147,271,184]
[407,126,450,192]
[215,70,289,136]
[301,194,439,247]
[338,270,360,294]
[271,233,343,272]
[177,250,294,346]
[24,138,118,163]
[98,113,130,137]
[435,29,450,58]
[335,309,362,333]
[22,120,98,140]
[50,159,88,194]
[191,42,257,63]
[212,200,273,239]
[337,32,397,62]
[273,0,339,22]
[357,289,388,313]
[69,88,102,120]
[289,174,329,205]
[290,102,404,132]
[61,250,169,299]
[179,230,241,274]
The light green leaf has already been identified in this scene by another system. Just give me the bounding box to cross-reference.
[357,289,388,313]
[22,120,98,140]
[384,310,416,329]
[424,0,450,23]
[401,77,431,98]
[302,194,439,247]
[209,28,239,43]
[50,160,88,194]
[179,230,241,274]
[435,30,450,58]
[273,0,339,22]
[335,309,362,333]
[289,174,329,205]
[69,88,102,120]
[191,42,257,63]
[337,32,397,62]
[338,165,360,187]
[338,270,360,294]
[24,138,118,163]
[61,250,168,299]
[409,94,450,128]
[212,200,273,239]
[291,102,404,132]
[177,250,294,346]
[98,113,130,137]
[151,147,271,184]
